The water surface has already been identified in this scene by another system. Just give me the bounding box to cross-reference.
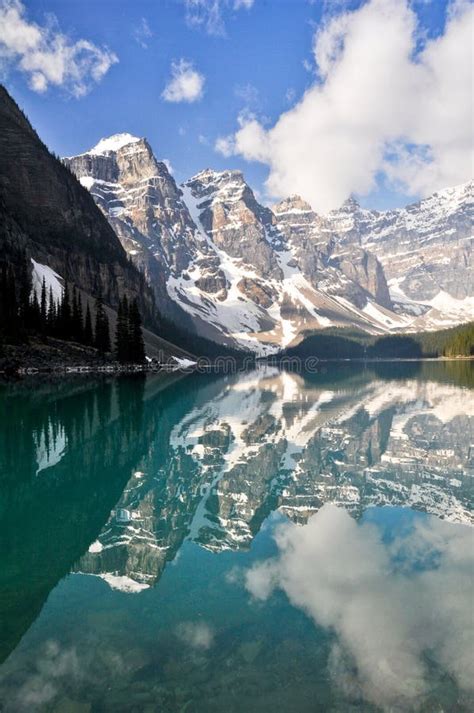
[0,362,473,712]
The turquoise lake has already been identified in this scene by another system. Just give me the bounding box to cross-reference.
[0,362,473,712]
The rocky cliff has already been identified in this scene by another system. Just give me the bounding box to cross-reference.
[327,184,474,326]
[0,87,157,329]
[67,136,420,353]
[66,132,473,354]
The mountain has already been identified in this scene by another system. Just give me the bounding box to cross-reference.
[0,86,196,364]
[66,134,473,355]
[64,138,403,354]
[326,182,474,328]
[0,90,155,322]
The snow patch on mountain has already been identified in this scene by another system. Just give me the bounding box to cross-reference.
[31,259,63,303]
[428,291,474,317]
[90,133,141,155]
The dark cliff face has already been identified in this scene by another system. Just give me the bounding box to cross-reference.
[0,86,156,325]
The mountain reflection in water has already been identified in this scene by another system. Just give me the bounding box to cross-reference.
[0,362,472,713]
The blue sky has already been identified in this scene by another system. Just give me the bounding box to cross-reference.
[1,0,470,212]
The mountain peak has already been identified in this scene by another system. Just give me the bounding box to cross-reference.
[273,195,314,215]
[185,168,244,187]
[340,196,361,211]
[90,133,142,155]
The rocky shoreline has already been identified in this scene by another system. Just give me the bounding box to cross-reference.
[0,337,195,379]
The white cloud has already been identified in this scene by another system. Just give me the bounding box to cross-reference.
[133,17,153,49]
[215,107,263,156]
[215,134,235,157]
[162,59,205,103]
[245,504,474,711]
[0,0,118,97]
[222,0,473,213]
[184,0,254,36]
[162,158,174,174]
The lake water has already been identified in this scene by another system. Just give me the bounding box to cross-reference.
[0,362,473,713]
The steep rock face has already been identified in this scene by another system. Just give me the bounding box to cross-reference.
[179,171,406,350]
[65,135,199,277]
[0,88,155,324]
[66,131,472,353]
[66,142,256,346]
[184,169,281,280]
[327,184,474,325]
[272,196,392,309]
[64,135,206,333]
[67,137,408,352]
[336,249,392,308]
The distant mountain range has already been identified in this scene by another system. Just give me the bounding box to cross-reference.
[65,133,473,354]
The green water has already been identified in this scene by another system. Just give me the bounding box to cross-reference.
[0,362,473,712]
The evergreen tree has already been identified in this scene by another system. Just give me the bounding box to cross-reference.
[94,296,111,354]
[115,295,130,363]
[28,291,41,332]
[72,288,83,342]
[114,296,145,363]
[58,281,71,339]
[0,263,20,342]
[40,277,47,330]
[83,302,93,346]
[47,286,56,335]
[129,298,146,363]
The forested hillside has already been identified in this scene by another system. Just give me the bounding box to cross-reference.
[282,323,474,360]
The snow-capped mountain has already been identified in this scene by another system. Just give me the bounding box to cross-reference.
[327,182,474,328]
[65,135,473,353]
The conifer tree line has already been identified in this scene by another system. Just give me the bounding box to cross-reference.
[115,295,146,363]
[441,323,474,357]
[0,251,146,362]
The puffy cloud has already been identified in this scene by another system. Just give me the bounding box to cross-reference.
[245,504,474,711]
[215,134,235,157]
[184,0,254,36]
[0,0,118,97]
[162,59,205,103]
[220,0,473,212]
[215,108,268,157]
